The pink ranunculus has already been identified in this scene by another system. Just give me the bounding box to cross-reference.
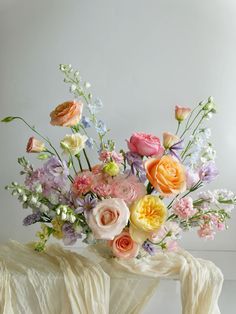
[175,105,191,122]
[110,229,139,259]
[127,132,164,157]
[172,197,196,219]
[86,198,130,240]
[72,171,93,196]
[111,174,146,205]
[26,137,45,153]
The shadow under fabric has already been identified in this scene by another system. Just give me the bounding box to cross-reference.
[0,241,223,314]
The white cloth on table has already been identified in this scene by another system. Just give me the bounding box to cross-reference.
[0,241,223,314]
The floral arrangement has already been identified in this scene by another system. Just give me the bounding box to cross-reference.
[1,64,235,258]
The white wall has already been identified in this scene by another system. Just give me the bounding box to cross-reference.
[1,1,236,312]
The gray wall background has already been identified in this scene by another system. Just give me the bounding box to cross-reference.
[1,1,236,312]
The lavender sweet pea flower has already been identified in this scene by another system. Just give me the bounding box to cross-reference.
[43,156,69,186]
[75,194,97,214]
[23,211,41,226]
[142,240,157,256]
[62,222,82,245]
[125,152,146,182]
[199,161,219,183]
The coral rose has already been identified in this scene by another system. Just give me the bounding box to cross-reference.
[145,155,186,197]
[50,100,83,127]
[127,132,164,157]
[110,230,139,259]
[129,195,167,243]
[86,198,130,240]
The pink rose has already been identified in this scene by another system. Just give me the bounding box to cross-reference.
[172,197,196,219]
[111,174,146,205]
[110,230,139,259]
[26,137,45,153]
[127,132,164,157]
[197,224,215,240]
[86,198,130,240]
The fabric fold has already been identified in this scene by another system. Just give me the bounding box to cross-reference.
[0,241,223,314]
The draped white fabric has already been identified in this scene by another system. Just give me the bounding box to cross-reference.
[0,241,223,314]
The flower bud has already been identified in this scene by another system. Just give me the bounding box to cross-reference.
[103,161,120,176]
[163,132,179,149]
[175,105,191,122]
[26,137,45,153]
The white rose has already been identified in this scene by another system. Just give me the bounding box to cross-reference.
[86,198,130,240]
[60,133,87,156]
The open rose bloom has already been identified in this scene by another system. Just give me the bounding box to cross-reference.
[2,65,235,258]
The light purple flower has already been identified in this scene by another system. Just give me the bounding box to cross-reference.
[199,161,219,183]
[62,222,82,245]
[95,120,107,135]
[75,194,97,214]
[185,167,200,189]
[142,240,157,256]
[125,152,146,182]
[81,116,91,128]
[43,157,69,185]
[88,98,103,114]
[23,211,41,226]
[86,137,94,149]
[169,139,184,161]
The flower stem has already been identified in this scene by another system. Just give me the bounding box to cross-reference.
[83,149,92,171]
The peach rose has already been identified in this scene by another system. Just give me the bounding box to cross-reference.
[110,230,139,259]
[26,137,45,153]
[50,100,83,127]
[86,198,130,240]
[145,155,186,197]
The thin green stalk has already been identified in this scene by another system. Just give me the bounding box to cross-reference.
[83,149,92,171]
[175,122,181,135]
[75,154,83,172]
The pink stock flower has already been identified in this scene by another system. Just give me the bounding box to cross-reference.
[165,240,179,252]
[111,174,146,205]
[86,198,130,240]
[99,150,123,164]
[26,137,45,153]
[197,224,215,240]
[175,105,191,122]
[127,132,164,157]
[72,171,93,196]
[172,197,196,219]
[110,229,139,259]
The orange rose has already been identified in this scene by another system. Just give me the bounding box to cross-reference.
[145,155,186,197]
[50,100,83,127]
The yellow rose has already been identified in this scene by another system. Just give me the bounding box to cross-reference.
[60,133,87,156]
[129,195,167,243]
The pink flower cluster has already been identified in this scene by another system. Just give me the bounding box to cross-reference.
[172,197,196,219]
[72,168,146,205]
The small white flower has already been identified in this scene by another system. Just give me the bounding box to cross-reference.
[61,212,67,221]
[70,84,77,92]
[69,215,76,223]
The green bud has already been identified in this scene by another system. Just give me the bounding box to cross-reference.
[1,116,17,123]
[37,153,50,160]
[103,161,120,176]
[88,93,93,99]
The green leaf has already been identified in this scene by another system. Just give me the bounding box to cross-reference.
[1,116,17,123]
